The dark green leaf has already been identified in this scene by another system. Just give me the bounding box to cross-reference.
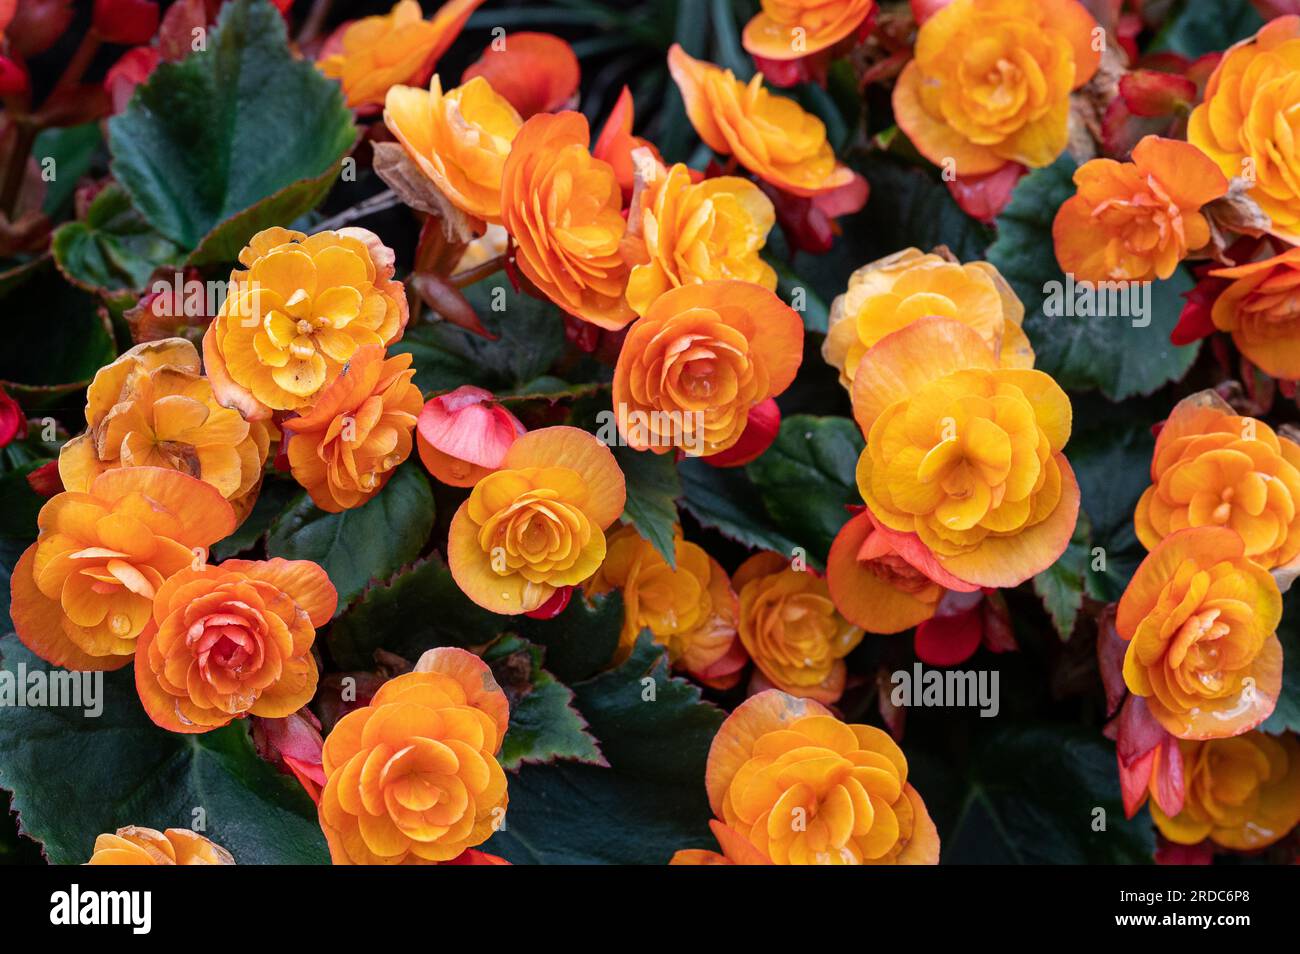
[33,124,102,217]
[392,278,567,396]
[266,463,434,613]
[0,262,116,405]
[612,444,680,566]
[513,588,624,685]
[107,0,356,252]
[1153,0,1263,59]
[210,474,300,561]
[1068,412,1156,602]
[326,556,503,670]
[1032,512,1092,640]
[485,635,604,770]
[1263,594,1300,735]
[987,156,1198,400]
[52,183,184,295]
[679,456,801,557]
[485,633,723,863]
[0,634,327,864]
[746,414,862,564]
[943,726,1154,864]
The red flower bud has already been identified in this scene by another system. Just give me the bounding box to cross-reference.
[703,398,780,468]
[463,32,580,119]
[0,55,29,96]
[0,384,25,447]
[25,461,63,498]
[93,0,160,46]
[416,385,525,488]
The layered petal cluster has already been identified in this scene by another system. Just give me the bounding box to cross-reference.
[461,32,580,119]
[734,552,862,703]
[1151,732,1300,851]
[416,385,525,488]
[384,75,523,225]
[701,691,939,864]
[892,0,1100,174]
[626,163,776,316]
[669,819,774,865]
[1135,393,1300,570]
[852,317,1079,588]
[826,508,979,634]
[136,559,337,733]
[58,338,270,525]
[823,247,1031,391]
[318,648,510,864]
[1116,527,1283,739]
[742,0,874,62]
[499,111,637,330]
[1188,16,1300,242]
[667,44,858,196]
[1210,247,1300,380]
[586,525,742,681]
[282,346,422,512]
[612,280,803,456]
[317,0,485,109]
[11,468,236,671]
[1053,137,1228,283]
[448,426,626,614]
[86,827,235,865]
[203,227,409,419]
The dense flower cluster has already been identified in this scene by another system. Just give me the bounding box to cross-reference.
[4,0,1299,872]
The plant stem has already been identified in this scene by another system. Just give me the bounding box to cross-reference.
[313,189,401,231]
[297,0,335,46]
[450,255,506,289]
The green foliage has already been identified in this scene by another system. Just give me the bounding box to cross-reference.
[266,464,434,613]
[0,635,327,865]
[613,444,681,566]
[108,0,355,256]
[52,183,183,296]
[746,414,862,564]
[485,634,722,863]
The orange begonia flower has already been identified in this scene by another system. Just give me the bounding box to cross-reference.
[58,338,270,526]
[416,385,525,488]
[1150,732,1300,851]
[667,44,858,197]
[742,0,875,62]
[317,0,486,110]
[448,425,626,614]
[1053,137,1228,283]
[823,247,1032,392]
[626,162,776,317]
[499,111,638,330]
[135,558,337,733]
[1116,527,1283,740]
[384,74,523,226]
[826,508,979,634]
[851,317,1079,588]
[733,552,862,703]
[11,467,236,671]
[585,525,742,679]
[203,227,409,420]
[461,32,580,119]
[1188,16,1300,242]
[86,827,235,865]
[1135,392,1300,571]
[319,647,510,864]
[892,0,1100,175]
[1210,246,1300,380]
[612,280,803,456]
[282,346,422,512]
[703,690,940,864]
[669,819,773,865]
